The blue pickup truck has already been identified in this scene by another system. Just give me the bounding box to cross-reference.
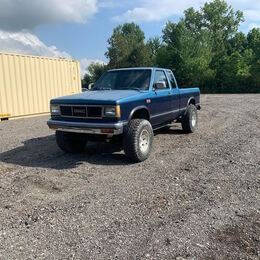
[48,67,200,162]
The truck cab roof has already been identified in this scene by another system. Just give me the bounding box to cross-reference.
[108,67,172,72]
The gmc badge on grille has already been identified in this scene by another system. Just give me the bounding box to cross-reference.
[73,108,85,114]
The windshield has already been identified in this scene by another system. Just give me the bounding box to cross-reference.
[93,69,151,91]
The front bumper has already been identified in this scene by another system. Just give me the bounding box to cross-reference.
[47,120,125,135]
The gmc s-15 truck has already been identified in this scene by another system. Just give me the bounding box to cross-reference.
[47,68,201,162]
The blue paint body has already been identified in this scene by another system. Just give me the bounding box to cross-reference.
[50,68,200,129]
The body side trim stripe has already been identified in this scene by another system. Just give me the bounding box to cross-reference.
[150,109,182,119]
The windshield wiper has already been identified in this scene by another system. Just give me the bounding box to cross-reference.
[124,88,142,92]
[93,87,112,91]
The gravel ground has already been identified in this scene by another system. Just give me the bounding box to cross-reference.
[0,94,259,260]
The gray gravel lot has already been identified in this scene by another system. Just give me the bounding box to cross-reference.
[0,94,259,259]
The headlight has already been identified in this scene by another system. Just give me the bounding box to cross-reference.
[50,104,60,115]
[104,105,121,118]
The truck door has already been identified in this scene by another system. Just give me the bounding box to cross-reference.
[150,70,172,126]
[166,70,180,118]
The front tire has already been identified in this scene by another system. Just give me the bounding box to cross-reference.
[123,119,154,163]
[56,131,87,153]
[181,104,198,133]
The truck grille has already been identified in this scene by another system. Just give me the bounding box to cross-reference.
[87,107,102,118]
[60,105,103,118]
[73,107,87,117]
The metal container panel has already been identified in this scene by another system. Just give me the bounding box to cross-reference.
[0,52,81,120]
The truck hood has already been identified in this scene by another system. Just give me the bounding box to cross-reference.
[52,90,144,105]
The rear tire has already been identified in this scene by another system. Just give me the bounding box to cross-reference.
[56,131,87,153]
[123,119,153,162]
[181,104,198,133]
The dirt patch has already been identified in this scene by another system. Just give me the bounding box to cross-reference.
[211,212,260,258]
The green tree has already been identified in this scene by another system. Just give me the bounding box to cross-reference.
[228,32,247,54]
[247,28,260,53]
[88,62,107,82]
[183,1,244,53]
[247,28,260,90]
[81,62,107,89]
[160,0,247,92]
[146,37,162,65]
[202,0,244,54]
[106,23,151,68]
[160,21,214,88]
[216,50,253,92]
[82,73,92,89]
[103,0,259,93]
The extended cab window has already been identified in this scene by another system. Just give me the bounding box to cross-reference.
[167,71,177,88]
[154,70,169,89]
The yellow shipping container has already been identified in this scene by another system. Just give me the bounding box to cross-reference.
[0,52,81,121]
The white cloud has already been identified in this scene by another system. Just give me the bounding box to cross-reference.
[0,0,104,77]
[248,23,260,30]
[0,30,107,77]
[114,0,260,29]
[244,10,260,22]
[0,29,107,79]
[0,0,98,31]
[98,0,121,8]
[114,0,205,22]
[80,58,106,77]
[0,30,71,57]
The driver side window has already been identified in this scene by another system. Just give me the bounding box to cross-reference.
[154,70,169,89]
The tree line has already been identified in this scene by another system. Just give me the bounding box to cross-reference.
[82,0,260,93]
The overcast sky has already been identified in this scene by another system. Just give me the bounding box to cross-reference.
[0,0,259,74]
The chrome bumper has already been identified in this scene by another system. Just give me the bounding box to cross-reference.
[47,120,125,135]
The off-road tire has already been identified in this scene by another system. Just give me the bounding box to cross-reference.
[123,119,154,163]
[56,131,87,153]
[181,104,198,133]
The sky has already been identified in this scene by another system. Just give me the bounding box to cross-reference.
[0,0,259,76]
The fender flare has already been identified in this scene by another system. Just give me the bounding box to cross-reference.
[128,106,150,121]
[186,96,201,111]
[181,97,196,115]
[187,96,196,107]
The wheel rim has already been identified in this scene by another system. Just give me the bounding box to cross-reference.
[191,111,197,127]
[139,129,150,153]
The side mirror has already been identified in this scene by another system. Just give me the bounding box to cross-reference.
[154,81,166,90]
[88,83,94,90]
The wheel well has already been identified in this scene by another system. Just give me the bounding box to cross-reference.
[131,108,150,121]
[188,98,196,106]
